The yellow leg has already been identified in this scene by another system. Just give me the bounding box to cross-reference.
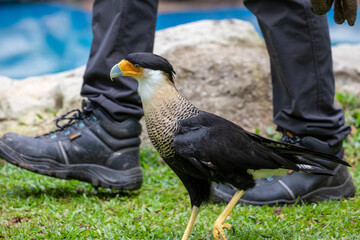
[213,190,245,240]
[181,206,200,240]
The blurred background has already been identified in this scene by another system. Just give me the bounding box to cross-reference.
[0,0,359,79]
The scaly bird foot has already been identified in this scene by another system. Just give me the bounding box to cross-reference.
[213,220,232,240]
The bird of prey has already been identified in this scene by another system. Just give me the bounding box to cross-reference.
[110,52,350,240]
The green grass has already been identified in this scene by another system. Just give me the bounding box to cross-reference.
[0,91,360,239]
[0,149,359,239]
[336,92,360,165]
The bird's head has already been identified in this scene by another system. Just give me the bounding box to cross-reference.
[110,52,177,104]
[110,52,176,84]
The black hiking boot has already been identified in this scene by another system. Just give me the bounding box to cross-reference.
[0,100,143,190]
[210,132,356,206]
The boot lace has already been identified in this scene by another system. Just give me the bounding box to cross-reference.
[38,109,85,138]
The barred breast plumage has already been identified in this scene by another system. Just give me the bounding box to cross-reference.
[144,91,200,160]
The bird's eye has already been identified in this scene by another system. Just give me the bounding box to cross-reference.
[133,63,140,69]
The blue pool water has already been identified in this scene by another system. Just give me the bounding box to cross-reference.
[0,3,359,79]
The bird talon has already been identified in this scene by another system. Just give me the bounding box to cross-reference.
[223,223,232,230]
[213,221,231,240]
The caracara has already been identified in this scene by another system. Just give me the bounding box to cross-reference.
[110,52,349,240]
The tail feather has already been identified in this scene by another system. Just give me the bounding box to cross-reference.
[295,164,334,176]
[267,143,350,167]
[271,147,348,165]
[268,151,334,175]
[245,131,350,167]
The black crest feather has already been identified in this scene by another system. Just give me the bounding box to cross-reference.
[125,52,176,83]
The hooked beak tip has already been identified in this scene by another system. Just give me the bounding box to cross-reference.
[110,63,122,81]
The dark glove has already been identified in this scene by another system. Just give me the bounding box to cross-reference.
[311,0,358,26]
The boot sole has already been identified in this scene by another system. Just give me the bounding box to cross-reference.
[0,141,143,190]
[211,171,356,206]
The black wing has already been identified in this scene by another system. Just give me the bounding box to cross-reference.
[173,112,349,183]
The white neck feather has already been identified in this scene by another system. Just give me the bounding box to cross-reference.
[136,69,177,107]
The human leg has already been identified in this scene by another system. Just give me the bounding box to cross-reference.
[211,0,355,205]
[82,0,158,121]
[0,0,159,190]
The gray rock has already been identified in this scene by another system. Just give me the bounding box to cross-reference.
[332,44,360,95]
[0,67,84,121]
[154,19,264,55]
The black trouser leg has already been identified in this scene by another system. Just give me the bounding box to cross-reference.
[81,0,159,121]
[244,0,350,146]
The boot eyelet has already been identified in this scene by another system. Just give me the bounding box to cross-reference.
[78,122,85,128]
[266,177,274,182]
[88,115,97,122]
